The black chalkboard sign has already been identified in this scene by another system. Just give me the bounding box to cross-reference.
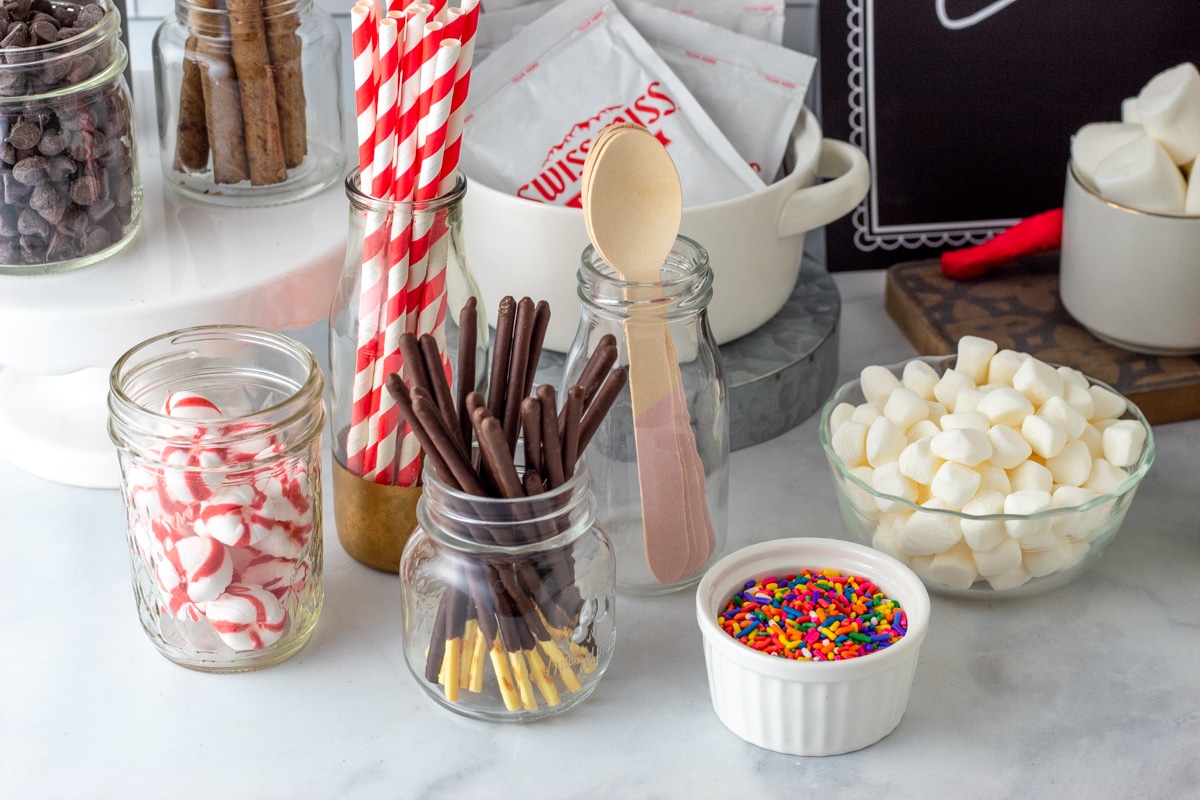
[818,0,1200,271]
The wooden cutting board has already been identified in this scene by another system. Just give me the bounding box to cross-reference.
[884,253,1200,425]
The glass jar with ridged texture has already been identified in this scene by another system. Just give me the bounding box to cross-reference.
[0,0,141,274]
[108,325,325,672]
[152,0,343,206]
[399,459,617,721]
[563,235,729,595]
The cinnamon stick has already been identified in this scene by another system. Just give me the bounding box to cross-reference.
[226,0,287,185]
[173,36,210,172]
[262,0,307,168]
[190,0,249,184]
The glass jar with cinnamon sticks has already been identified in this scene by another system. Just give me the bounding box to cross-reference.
[151,0,343,206]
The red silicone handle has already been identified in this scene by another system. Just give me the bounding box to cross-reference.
[940,208,1064,279]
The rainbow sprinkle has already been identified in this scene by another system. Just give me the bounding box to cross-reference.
[718,569,906,661]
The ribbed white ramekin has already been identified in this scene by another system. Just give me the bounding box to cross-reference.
[696,537,930,756]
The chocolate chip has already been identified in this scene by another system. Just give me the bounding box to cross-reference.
[0,71,23,96]
[1,20,29,47]
[16,205,47,236]
[2,172,29,203]
[36,128,66,156]
[30,181,64,223]
[6,118,39,149]
[20,233,46,261]
[0,236,17,262]
[49,4,72,26]
[0,206,15,236]
[11,154,46,184]
[45,153,72,181]
[54,204,84,236]
[81,224,107,253]
[74,3,102,28]
[0,143,14,164]
[69,172,99,204]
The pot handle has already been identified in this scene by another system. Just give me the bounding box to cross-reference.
[777,139,870,239]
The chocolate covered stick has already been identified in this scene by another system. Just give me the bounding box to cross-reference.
[579,368,628,452]
[456,297,478,451]
[411,392,485,495]
[226,0,288,185]
[385,374,456,490]
[523,301,552,398]
[559,337,617,430]
[190,0,249,184]
[560,385,584,481]
[173,36,209,171]
[471,409,524,501]
[399,333,432,395]
[423,585,450,684]
[520,396,543,482]
[440,582,468,701]
[537,386,565,489]
[487,296,516,421]
[419,334,458,439]
[502,297,536,454]
[262,0,306,168]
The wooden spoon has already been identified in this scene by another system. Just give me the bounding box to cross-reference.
[581,125,715,584]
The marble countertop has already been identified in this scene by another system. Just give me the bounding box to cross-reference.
[2,270,1198,799]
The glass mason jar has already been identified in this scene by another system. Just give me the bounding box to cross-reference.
[108,325,325,672]
[399,458,617,721]
[152,0,343,206]
[563,235,729,595]
[0,0,141,275]
[329,169,487,573]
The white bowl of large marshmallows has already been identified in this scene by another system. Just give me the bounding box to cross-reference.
[819,336,1154,598]
[1061,61,1200,355]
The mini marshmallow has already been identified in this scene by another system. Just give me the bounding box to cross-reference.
[1008,460,1054,494]
[866,416,908,468]
[1056,366,1090,391]
[898,437,943,485]
[960,490,1008,552]
[986,349,1028,386]
[206,583,287,651]
[907,419,942,443]
[972,536,1023,578]
[939,411,990,433]
[1102,419,1147,467]
[902,359,940,400]
[1093,136,1187,214]
[1070,121,1145,189]
[927,542,979,590]
[871,462,919,513]
[882,386,929,431]
[1122,96,1140,124]
[987,563,1032,591]
[926,401,947,424]
[894,506,961,556]
[1134,61,1200,165]
[1077,424,1104,459]
[871,524,906,562]
[1084,458,1129,495]
[860,365,902,403]
[1011,357,1063,406]
[831,420,869,468]
[1063,381,1095,420]
[976,386,1034,427]
[952,388,985,414]
[828,402,856,433]
[929,427,992,467]
[1003,489,1054,541]
[1088,385,1128,421]
[1039,396,1088,442]
[168,535,233,604]
[955,336,998,384]
[977,464,1010,498]
[1045,440,1093,487]
[851,402,883,425]
[933,368,976,412]
[986,424,1033,470]
[930,461,982,509]
[1023,539,1090,579]
[1051,485,1103,539]
[1021,413,1068,459]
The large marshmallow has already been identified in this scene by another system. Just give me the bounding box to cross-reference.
[851,402,883,425]
[927,542,979,590]
[907,419,943,443]
[1051,485,1104,539]
[986,424,1033,470]
[933,369,976,412]
[1134,61,1200,165]
[1093,136,1187,215]
[1122,96,1140,124]
[860,365,901,403]
[1084,458,1129,495]
[871,523,906,562]
[939,411,990,433]
[831,420,869,468]
[960,490,1007,552]
[1063,381,1095,420]
[843,465,877,511]
[1003,489,1054,541]
[976,387,1034,427]
[1021,413,1068,459]
[871,462,919,512]
[972,536,1023,578]
[977,464,1012,495]
[1011,357,1063,406]
[894,506,962,556]
[986,349,1028,386]
[1088,385,1128,421]
[898,437,943,486]
[1070,121,1145,189]
[883,387,929,432]
[828,402,856,433]
[1038,396,1088,441]
[1045,440,1093,487]
[1078,424,1104,459]
[1102,419,1147,468]
[929,427,992,467]
[902,359,940,400]
[1009,460,1054,494]
[930,461,982,509]
[955,336,998,384]
[866,416,908,467]
[951,388,985,415]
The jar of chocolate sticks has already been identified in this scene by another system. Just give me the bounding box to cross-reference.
[0,0,141,274]
[151,0,343,206]
[399,456,617,721]
[563,235,729,595]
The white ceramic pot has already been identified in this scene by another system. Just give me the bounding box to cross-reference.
[1060,163,1200,356]
[462,108,870,352]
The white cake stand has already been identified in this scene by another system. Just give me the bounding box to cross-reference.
[0,78,348,489]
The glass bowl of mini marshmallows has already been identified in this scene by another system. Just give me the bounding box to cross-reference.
[818,337,1155,598]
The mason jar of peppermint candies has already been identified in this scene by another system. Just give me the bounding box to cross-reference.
[108,325,325,672]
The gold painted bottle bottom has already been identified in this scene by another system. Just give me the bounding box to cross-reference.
[332,459,422,573]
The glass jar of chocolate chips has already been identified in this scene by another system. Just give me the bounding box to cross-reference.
[0,0,142,274]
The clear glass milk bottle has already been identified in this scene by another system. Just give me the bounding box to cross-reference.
[108,325,325,672]
[152,0,344,206]
[563,235,729,595]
